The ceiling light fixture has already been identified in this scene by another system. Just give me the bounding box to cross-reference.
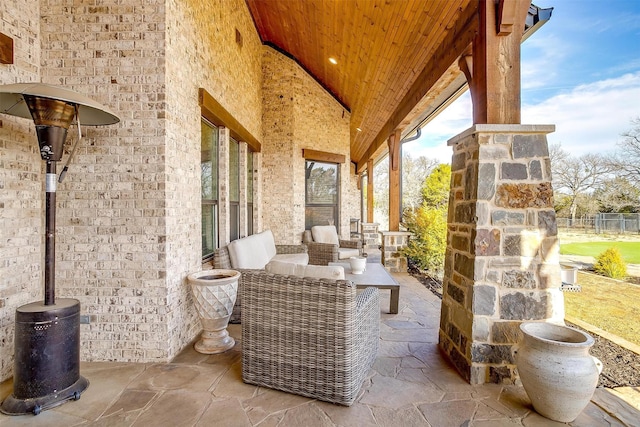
[356,128,362,132]
[328,57,338,65]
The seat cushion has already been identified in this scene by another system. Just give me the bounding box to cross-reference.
[271,252,309,265]
[265,260,299,276]
[265,260,343,280]
[311,225,340,245]
[228,234,271,269]
[297,264,345,280]
[338,248,360,259]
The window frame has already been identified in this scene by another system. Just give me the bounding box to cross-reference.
[201,118,219,261]
[305,160,340,230]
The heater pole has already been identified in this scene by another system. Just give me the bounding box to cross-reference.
[44,161,56,306]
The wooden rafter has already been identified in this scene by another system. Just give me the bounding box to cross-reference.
[356,1,478,172]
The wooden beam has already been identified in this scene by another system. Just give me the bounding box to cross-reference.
[199,88,262,152]
[367,159,374,223]
[388,130,400,172]
[497,0,517,35]
[357,1,478,171]
[388,130,401,231]
[459,54,473,85]
[470,0,530,124]
[302,149,345,164]
[0,32,14,65]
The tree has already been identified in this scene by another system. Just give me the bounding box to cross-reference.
[594,177,640,213]
[402,154,438,210]
[550,147,612,223]
[421,163,450,209]
[609,117,640,185]
[373,157,389,228]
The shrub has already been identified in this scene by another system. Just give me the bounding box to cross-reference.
[401,164,451,275]
[402,206,447,274]
[593,247,628,279]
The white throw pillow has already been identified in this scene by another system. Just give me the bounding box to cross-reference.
[311,225,340,245]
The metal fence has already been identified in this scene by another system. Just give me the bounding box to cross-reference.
[556,214,640,234]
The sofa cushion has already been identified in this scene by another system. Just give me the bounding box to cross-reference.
[338,248,360,260]
[265,260,299,276]
[297,264,345,280]
[265,261,345,280]
[254,230,277,260]
[311,225,340,245]
[228,234,271,269]
[272,252,309,265]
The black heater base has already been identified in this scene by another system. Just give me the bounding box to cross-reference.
[0,298,89,416]
[0,376,89,416]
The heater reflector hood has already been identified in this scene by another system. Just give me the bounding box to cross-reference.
[0,83,119,126]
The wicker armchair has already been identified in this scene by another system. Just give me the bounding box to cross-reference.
[303,226,362,265]
[240,270,380,406]
[213,244,307,323]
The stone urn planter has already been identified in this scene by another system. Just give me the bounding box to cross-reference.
[515,322,603,423]
[560,264,578,285]
[187,269,240,354]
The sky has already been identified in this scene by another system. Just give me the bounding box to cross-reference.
[403,0,640,164]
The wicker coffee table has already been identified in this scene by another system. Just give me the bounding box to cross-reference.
[329,262,400,314]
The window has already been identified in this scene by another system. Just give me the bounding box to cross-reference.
[201,119,219,259]
[305,160,339,229]
[229,136,240,241]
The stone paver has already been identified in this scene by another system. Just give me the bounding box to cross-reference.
[0,270,637,426]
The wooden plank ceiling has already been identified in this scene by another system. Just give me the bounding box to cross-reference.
[246,0,478,169]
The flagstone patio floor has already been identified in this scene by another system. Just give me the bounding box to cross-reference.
[1,269,639,426]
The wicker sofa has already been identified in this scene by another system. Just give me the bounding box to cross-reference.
[240,269,380,406]
[303,225,363,265]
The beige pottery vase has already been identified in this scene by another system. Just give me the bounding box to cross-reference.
[515,322,602,423]
[187,269,240,354]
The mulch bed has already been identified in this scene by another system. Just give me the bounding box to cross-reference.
[409,267,640,388]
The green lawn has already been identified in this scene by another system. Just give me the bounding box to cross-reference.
[560,241,640,263]
[564,272,640,345]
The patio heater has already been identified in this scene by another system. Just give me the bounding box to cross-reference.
[0,83,119,415]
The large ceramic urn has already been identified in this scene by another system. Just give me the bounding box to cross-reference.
[187,269,240,354]
[515,322,602,423]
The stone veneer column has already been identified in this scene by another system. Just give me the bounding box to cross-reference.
[380,231,411,273]
[439,124,564,385]
[361,222,380,250]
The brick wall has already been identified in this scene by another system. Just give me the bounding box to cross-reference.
[0,0,42,381]
[0,0,360,381]
[261,48,357,244]
[0,0,265,380]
